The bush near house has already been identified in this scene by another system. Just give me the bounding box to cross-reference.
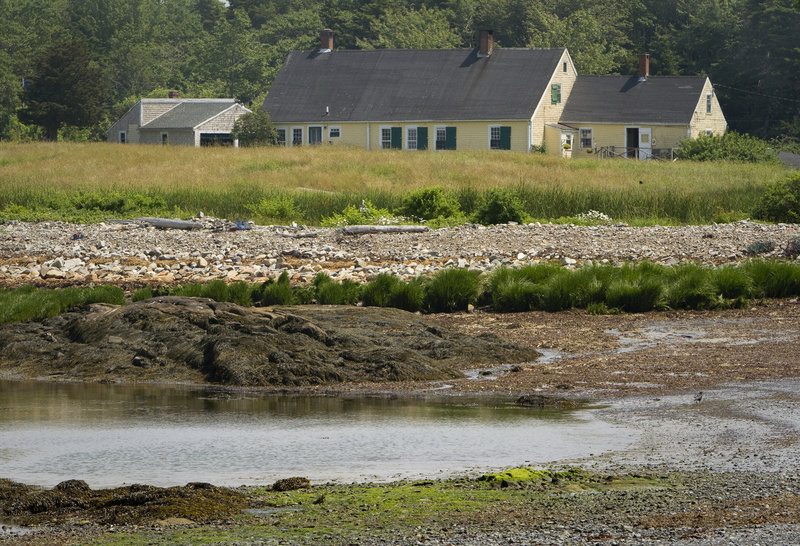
[677,132,779,163]
[753,172,800,224]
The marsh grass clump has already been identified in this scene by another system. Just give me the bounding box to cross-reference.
[664,264,719,310]
[254,272,296,306]
[362,273,426,312]
[0,285,124,324]
[479,467,586,489]
[313,273,360,305]
[425,268,481,312]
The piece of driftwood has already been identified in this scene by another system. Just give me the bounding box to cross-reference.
[135,217,204,230]
[338,225,429,235]
[276,229,319,238]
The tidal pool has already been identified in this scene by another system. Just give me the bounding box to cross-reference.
[0,380,635,488]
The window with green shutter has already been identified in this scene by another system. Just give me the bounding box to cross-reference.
[391,126,402,149]
[551,83,561,104]
[499,126,511,150]
[445,126,457,150]
[417,127,428,150]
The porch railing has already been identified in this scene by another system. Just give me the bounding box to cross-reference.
[594,146,677,161]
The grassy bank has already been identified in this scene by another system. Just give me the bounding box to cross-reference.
[4,259,800,324]
[0,142,789,225]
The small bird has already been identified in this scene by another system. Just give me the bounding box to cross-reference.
[694,391,704,403]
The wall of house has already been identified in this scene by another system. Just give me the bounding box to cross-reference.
[531,50,578,151]
[197,104,250,134]
[139,130,195,146]
[569,123,691,157]
[274,121,531,152]
[106,104,141,143]
[688,78,728,138]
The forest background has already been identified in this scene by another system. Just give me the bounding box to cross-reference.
[0,0,798,144]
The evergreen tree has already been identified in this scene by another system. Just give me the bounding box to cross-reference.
[20,39,107,141]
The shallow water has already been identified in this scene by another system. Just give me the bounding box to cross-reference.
[0,381,635,488]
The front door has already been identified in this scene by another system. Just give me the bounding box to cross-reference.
[638,128,652,159]
[308,126,322,145]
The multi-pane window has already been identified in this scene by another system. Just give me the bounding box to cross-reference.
[490,126,501,149]
[435,127,447,150]
[276,128,286,146]
[119,131,126,144]
[292,128,303,146]
[329,127,340,138]
[705,93,713,114]
[579,128,593,149]
[551,83,562,104]
[407,127,417,150]
[381,127,392,149]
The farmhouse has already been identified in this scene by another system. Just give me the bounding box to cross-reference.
[262,30,726,158]
[106,93,251,147]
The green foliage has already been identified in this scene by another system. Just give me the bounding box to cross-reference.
[677,133,779,163]
[425,268,481,313]
[0,285,124,324]
[20,39,106,141]
[753,172,800,224]
[398,187,462,222]
[246,195,303,224]
[231,110,277,147]
[471,189,531,225]
[131,285,154,302]
[254,272,296,306]
[361,273,424,312]
[313,273,360,305]
[320,200,399,227]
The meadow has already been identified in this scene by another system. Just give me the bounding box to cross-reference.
[0,142,790,225]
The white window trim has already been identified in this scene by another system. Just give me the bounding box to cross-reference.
[405,126,418,151]
[290,126,303,146]
[552,82,562,104]
[579,127,593,150]
[434,125,448,151]
[118,131,126,144]
[488,125,502,150]
[379,125,394,150]
[705,93,713,115]
[705,129,713,136]
[328,126,341,138]
[275,126,287,146]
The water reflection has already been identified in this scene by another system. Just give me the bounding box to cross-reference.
[0,380,635,488]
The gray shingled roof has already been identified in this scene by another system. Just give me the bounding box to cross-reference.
[559,75,708,125]
[262,48,565,123]
[142,100,238,130]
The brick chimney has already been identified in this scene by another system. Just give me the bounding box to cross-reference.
[168,90,179,99]
[478,30,493,57]
[320,29,333,52]
[638,54,650,81]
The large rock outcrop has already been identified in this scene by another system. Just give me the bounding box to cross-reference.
[0,297,537,386]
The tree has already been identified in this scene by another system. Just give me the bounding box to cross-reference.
[231,109,277,146]
[20,39,106,140]
[356,6,461,49]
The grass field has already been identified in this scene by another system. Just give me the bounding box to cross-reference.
[0,142,790,225]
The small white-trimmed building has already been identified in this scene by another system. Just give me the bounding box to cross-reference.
[107,95,251,147]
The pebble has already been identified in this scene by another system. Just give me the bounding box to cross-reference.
[0,219,797,286]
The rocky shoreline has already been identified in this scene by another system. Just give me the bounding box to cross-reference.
[1,218,798,287]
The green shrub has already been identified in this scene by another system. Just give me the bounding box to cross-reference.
[361,273,401,307]
[246,195,303,224]
[255,272,296,305]
[231,110,278,147]
[710,266,753,300]
[677,132,779,163]
[471,189,530,225]
[131,285,154,302]
[664,264,718,309]
[425,268,481,312]
[605,279,663,312]
[320,200,400,227]
[399,186,462,221]
[741,260,800,298]
[313,273,360,305]
[386,278,425,312]
[753,172,800,224]
[0,285,124,324]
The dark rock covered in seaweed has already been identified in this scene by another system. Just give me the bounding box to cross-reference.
[0,297,538,387]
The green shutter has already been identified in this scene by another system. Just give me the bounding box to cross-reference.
[445,126,457,150]
[391,126,402,149]
[500,126,511,150]
[417,126,428,150]
[551,83,561,104]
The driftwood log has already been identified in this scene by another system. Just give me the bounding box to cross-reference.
[275,229,319,239]
[338,225,429,235]
[135,217,204,230]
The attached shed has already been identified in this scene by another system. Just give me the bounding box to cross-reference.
[107,97,251,147]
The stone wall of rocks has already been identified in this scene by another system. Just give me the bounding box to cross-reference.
[0,218,797,286]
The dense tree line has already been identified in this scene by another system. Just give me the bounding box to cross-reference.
[1,0,798,142]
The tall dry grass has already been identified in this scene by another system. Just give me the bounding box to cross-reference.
[0,142,790,224]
